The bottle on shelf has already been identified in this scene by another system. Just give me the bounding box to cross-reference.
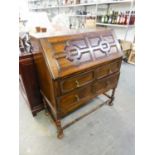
[99,10,135,26]
[76,0,81,4]
[114,11,118,24]
[65,0,68,5]
[129,11,135,25]
[133,11,135,25]
[108,11,112,24]
[104,14,108,23]
[126,11,130,25]
[101,15,104,23]
[129,11,132,25]
[118,12,122,24]
[115,11,118,24]
[116,11,121,24]
[111,11,115,24]
[124,11,128,25]
[97,15,101,23]
[120,12,125,25]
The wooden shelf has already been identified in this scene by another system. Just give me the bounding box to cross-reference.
[96,23,134,28]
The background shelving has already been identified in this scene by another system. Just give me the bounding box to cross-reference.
[96,0,135,41]
[27,0,135,42]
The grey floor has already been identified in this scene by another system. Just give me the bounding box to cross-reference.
[19,62,135,155]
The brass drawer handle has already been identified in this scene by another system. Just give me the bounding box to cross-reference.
[75,80,80,87]
[75,95,80,102]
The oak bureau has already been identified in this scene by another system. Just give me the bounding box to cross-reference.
[30,28,123,139]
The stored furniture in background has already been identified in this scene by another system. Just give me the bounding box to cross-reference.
[19,52,44,116]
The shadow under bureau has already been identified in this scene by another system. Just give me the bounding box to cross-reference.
[30,28,123,139]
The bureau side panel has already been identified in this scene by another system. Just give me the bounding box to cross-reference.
[31,38,57,110]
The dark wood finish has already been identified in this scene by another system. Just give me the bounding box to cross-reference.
[94,72,120,94]
[19,52,44,116]
[59,85,93,117]
[60,71,93,93]
[30,28,123,138]
[95,59,121,79]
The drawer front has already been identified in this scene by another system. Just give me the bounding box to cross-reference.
[59,86,93,116]
[109,60,121,74]
[95,60,121,79]
[94,72,120,94]
[60,72,93,93]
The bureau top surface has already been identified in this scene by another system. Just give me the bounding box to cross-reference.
[30,28,110,39]
[31,28,123,80]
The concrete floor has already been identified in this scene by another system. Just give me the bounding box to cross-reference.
[19,62,135,155]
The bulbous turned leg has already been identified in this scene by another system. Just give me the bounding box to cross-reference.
[56,120,64,139]
[57,130,64,139]
[108,97,114,106]
[32,112,37,117]
[108,88,116,106]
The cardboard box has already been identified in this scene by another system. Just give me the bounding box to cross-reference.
[128,43,135,64]
[119,40,133,60]
[85,18,96,28]
[119,40,132,51]
[128,50,135,64]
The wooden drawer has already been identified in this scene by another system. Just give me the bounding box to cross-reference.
[59,86,93,117]
[110,60,121,74]
[60,72,93,93]
[95,60,121,79]
[94,72,120,94]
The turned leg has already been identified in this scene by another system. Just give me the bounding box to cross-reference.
[108,88,116,106]
[56,119,64,139]
[32,112,37,117]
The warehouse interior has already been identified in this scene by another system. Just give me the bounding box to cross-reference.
[19,0,135,155]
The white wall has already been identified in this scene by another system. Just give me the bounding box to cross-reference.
[19,0,29,20]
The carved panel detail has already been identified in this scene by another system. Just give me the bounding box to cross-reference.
[51,34,117,71]
[64,35,115,63]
